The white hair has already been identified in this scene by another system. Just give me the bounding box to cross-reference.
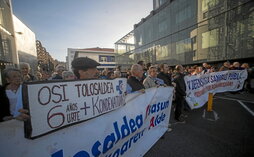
[19,62,30,69]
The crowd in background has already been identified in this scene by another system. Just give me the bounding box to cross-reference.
[1,58,254,123]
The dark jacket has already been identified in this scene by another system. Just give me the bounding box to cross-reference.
[231,67,244,70]
[173,73,186,97]
[0,85,11,122]
[157,72,172,86]
[127,76,145,92]
[52,74,63,80]
[29,73,37,81]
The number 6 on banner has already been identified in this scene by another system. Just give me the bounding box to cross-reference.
[47,105,65,128]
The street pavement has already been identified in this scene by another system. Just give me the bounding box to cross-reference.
[144,92,254,157]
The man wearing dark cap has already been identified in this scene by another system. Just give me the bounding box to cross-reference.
[71,57,100,79]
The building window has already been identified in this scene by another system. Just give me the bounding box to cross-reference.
[193,50,196,57]
[203,12,208,19]
[202,28,219,49]
[202,0,219,12]
[99,55,115,62]
[110,56,115,62]
[176,38,191,54]
[176,6,192,24]
[99,56,107,62]
[192,36,197,44]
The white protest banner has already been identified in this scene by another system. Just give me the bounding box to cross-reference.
[0,87,173,157]
[22,78,126,138]
[185,70,248,109]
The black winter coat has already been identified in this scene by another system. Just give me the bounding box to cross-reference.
[0,85,11,122]
[127,76,145,92]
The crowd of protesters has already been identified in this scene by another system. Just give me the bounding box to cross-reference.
[1,57,254,124]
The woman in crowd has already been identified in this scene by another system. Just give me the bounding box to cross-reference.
[0,68,29,122]
[4,68,22,116]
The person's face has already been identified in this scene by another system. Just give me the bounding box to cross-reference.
[149,68,157,78]
[42,72,50,80]
[36,73,42,79]
[57,69,64,75]
[203,63,208,68]
[133,66,144,79]
[197,67,203,73]
[21,66,29,75]
[224,62,230,68]
[109,73,115,79]
[79,68,99,79]
[168,68,173,74]
[210,67,215,72]
[178,65,184,73]
[6,71,22,86]
[234,62,240,67]
[163,64,169,73]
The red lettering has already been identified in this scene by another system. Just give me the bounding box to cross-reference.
[149,117,155,129]
[47,105,65,128]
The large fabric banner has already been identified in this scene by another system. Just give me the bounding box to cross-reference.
[185,70,248,109]
[22,78,126,138]
[0,86,173,157]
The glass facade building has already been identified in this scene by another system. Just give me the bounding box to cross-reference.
[115,0,254,68]
[0,0,17,84]
[114,31,135,70]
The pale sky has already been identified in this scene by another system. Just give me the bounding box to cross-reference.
[12,0,153,61]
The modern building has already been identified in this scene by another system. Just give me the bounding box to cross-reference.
[0,0,18,84]
[115,0,254,67]
[114,31,135,71]
[67,47,116,70]
[13,15,37,74]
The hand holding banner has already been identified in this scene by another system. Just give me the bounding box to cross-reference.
[22,78,127,138]
[0,86,174,157]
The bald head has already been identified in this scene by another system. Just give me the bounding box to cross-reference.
[203,62,208,68]
[131,64,143,79]
[233,62,240,68]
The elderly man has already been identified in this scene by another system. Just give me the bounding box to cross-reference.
[52,65,65,80]
[202,62,209,74]
[219,61,231,71]
[143,66,164,89]
[19,62,36,82]
[71,57,100,79]
[126,64,145,93]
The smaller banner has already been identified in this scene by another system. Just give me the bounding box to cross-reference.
[0,87,174,157]
[22,78,127,138]
[185,70,248,109]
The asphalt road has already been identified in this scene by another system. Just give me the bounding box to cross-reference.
[144,92,254,157]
